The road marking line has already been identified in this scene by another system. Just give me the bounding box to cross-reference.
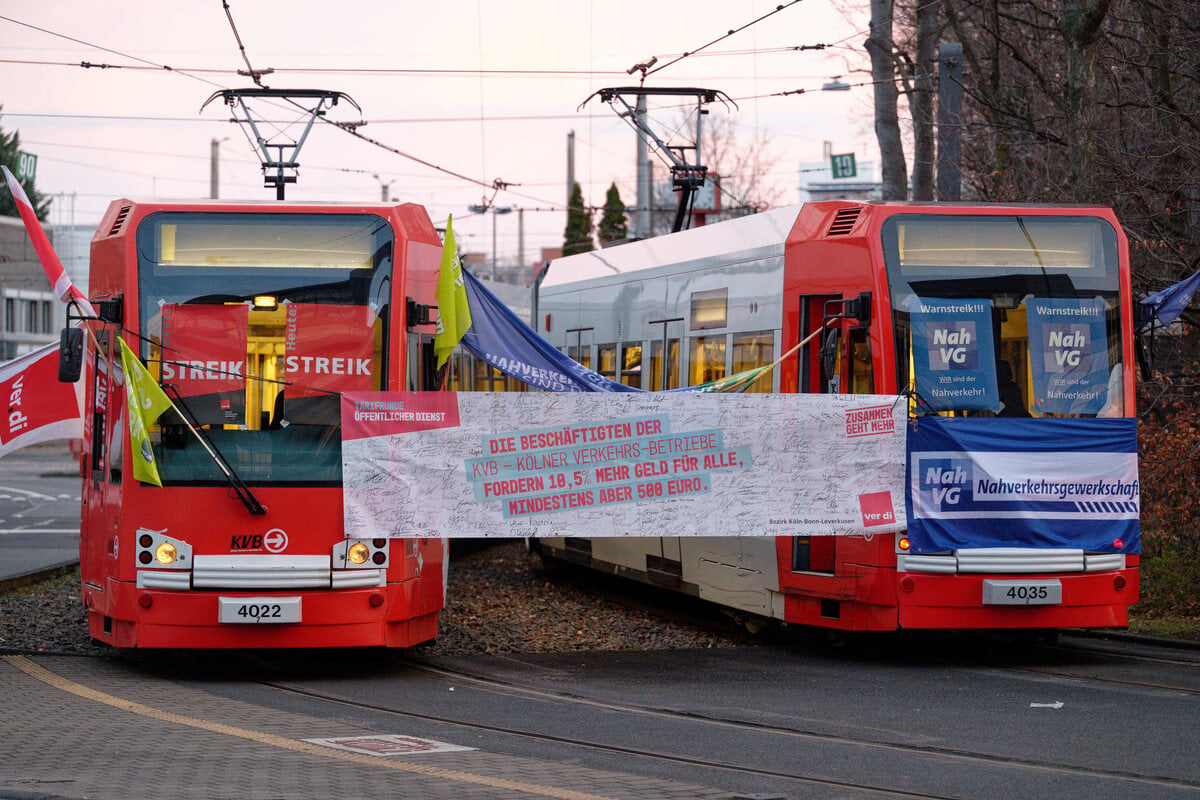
[0,486,60,501]
[2,655,616,800]
[0,529,79,535]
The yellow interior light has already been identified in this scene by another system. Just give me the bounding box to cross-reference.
[348,542,371,565]
[253,295,278,309]
[155,542,178,565]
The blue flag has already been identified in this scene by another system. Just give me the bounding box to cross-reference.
[459,270,640,392]
[1140,267,1200,329]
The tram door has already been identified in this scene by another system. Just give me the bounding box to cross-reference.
[794,294,841,575]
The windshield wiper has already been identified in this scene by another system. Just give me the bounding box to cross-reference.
[161,388,267,516]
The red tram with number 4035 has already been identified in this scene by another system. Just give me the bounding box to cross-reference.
[531,201,1139,634]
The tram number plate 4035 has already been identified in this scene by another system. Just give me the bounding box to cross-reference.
[219,596,302,623]
[981,580,1062,606]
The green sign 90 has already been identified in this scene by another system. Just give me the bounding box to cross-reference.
[16,151,37,181]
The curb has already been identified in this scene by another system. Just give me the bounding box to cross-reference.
[0,560,79,594]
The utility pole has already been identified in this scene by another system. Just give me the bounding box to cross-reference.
[373,174,392,202]
[518,208,525,282]
[635,94,650,239]
[210,138,221,199]
[566,131,575,211]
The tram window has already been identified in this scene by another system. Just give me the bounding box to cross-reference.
[732,331,774,393]
[848,328,874,394]
[474,359,506,391]
[650,339,680,391]
[568,344,592,369]
[690,288,728,330]
[689,336,727,386]
[449,354,466,391]
[791,536,835,573]
[598,344,617,379]
[620,343,642,388]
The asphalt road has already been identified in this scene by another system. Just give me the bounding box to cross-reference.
[0,444,81,582]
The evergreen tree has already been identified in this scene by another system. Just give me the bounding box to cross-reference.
[0,116,49,220]
[597,183,628,245]
[562,182,594,256]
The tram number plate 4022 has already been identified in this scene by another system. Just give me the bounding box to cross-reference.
[219,596,302,624]
[981,580,1062,606]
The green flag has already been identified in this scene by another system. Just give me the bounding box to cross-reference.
[118,338,173,486]
[689,363,775,393]
[433,215,472,370]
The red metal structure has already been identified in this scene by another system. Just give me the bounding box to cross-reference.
[76,199,446,648]
[534,201,1138,633]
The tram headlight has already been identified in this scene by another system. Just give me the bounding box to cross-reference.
[155,542,178,565]
[347,542,371,565]
[897,536,911,552]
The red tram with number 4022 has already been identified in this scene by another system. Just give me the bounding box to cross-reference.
[64,199,447,648]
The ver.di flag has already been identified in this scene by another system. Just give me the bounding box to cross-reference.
[2,165,96,318]
[434,215,472,370]
[117,338,173,486]
[0,342,84,457]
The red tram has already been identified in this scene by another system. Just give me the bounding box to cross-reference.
[532,201,1138,632]
[73,199,446,648]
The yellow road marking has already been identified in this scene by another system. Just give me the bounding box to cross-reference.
[3,654,616,800]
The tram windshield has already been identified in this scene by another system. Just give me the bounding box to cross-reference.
[135,212,393,485]
[882,214,1124,418]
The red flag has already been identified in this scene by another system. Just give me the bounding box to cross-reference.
[2,165,96,318]
[0,342,84,456]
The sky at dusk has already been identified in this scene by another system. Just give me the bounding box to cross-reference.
[1,1,878,267]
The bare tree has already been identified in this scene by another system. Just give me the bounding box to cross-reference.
[866,0,909,200]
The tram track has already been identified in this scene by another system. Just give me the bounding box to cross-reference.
[229,655,1200,800]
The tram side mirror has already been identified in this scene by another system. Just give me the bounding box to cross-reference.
[820,328,840,381]
[58,327,84,383]
[843,291,872,327]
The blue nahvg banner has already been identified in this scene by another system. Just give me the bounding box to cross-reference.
[906,416,1139,554]
[1026,297,1110,415]
[909,298,999,411]
[460,270,640,393]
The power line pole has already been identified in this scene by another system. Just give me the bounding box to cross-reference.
[635,94,650,239]
[210,138,221,199]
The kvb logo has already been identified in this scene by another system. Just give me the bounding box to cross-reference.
[919,457,973,508]
[929,322,978,370]
[230,528,289,552]
[1045,324,1088,372]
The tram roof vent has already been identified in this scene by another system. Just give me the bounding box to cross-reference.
[826,206,863,237]
[108,205,132,237]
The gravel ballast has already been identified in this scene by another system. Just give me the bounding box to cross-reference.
[0,541,754,656]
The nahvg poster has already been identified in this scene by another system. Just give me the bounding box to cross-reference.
[160,304,247,425]
[906,416,1139,554]
[1026,298,1110,415]
[909,297,999,411]
[341,392,908,538]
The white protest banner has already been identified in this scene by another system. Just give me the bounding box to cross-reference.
[342,392,907,539]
